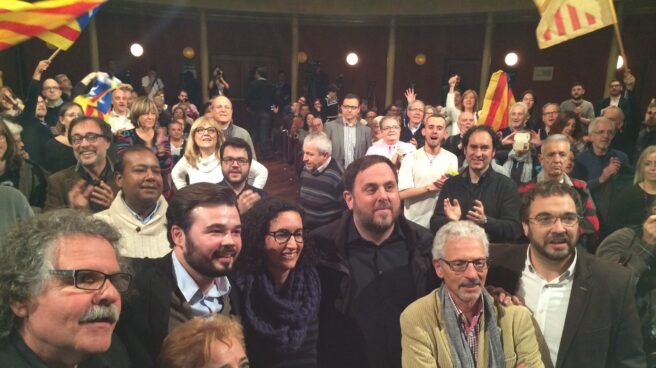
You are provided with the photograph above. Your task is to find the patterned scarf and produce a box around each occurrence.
[235,266,321,355]
[440,286,506,368]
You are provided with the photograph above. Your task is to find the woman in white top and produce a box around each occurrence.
[171,117,268,189]
[445,75,479,136]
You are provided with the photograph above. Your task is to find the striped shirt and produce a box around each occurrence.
[447,291,484,364]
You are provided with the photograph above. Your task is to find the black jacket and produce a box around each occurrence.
[309,211,439,368]
[430,168,522,242]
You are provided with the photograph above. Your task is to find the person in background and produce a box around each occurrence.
[43,102,83,173]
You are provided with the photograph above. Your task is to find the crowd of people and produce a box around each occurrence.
[0,57,656,368]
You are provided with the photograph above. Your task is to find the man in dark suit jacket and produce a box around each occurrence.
[486,181,645,368]
[116,183,242,367]
[323,93,371,168]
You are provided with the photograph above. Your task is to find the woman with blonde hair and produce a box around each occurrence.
[171,117,268,189]
[157,315,248,368]
[609,145,656,231]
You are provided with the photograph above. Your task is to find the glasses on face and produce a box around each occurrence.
[440,258,489,272]
[528,213,580,227]
[43,86,61,91]
[49,269,132,292]
[71,133,105,145]
[342,105,359,111]
[543,111,559,116]
[408,108,423,113]
[221,157,249,165]
[381,125,400,131]
[195,127,218,136]
[266,229,304,245]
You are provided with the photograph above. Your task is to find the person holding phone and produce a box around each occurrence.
[209,66,230,97]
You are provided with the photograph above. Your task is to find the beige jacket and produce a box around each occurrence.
[401,289,546,368]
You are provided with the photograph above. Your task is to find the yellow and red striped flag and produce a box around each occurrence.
[0,0,106,52]
[534,0,616,49]
[478,70,516,132]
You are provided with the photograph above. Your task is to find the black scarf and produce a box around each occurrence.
[235,267,321,356]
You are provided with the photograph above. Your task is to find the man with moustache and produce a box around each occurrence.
[218,137,266,214]
[487,181,645,367]
[45,116,118,213]
[400,221,544,367]
[399,115,458,229]
[430,125,522,243]
[116,183,243,367]
[310,155,438,367]
[95,146,170,258]
[0,209,131,367]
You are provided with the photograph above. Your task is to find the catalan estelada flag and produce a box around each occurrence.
[74,73,121,121]
[478,70,516,132]
[0,0,106,52]
[534,0,616,49]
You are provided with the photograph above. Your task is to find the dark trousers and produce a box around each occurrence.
[251,111,272,159]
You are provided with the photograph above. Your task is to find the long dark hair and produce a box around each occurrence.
[0,119,22,171]
[236,197,317,274]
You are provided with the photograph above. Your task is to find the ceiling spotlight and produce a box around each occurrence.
[130,43,144,57]
[504,52,518,67]
[616,55,624,70]
[346,52,359,66]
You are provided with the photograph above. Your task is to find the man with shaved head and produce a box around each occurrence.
[211,95,257,160]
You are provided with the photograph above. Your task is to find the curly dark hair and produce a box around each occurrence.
[236,197,318,274]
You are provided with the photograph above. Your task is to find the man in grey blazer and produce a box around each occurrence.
[486,181,645,368]
[324,93,372,168]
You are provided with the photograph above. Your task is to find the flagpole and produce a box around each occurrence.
[47,48,62,62]
[608,0,628,70]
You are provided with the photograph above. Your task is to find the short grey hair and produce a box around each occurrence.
[431,220,489,260]
[0,209,123,337]
[380,116,400,129]
[589,116,615,134]
[603,105,625,123]
[510,102,528,117]
[541,134,571,154]
[303,132,332,155]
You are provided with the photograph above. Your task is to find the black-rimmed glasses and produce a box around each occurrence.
[266,229,304,245]
[70,133,105,145]
[49,269,132,292]
[439,258,489,272]
[221,157,249,165]
[195,127,218,136]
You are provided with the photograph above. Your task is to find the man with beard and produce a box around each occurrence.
[399,115,457,229]
[95,146,170,258]
[116,183,242,367]
[218,138,266,214]
[560,82,595,131]
[310,155,438,368]
[45,116,118,213]
[430,125,522,243]
[486,181,645,368]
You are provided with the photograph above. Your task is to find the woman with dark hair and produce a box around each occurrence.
[521,90,540,131]
[209,66,230,97]
[234,197,320,367]
[171,105,194,134]
[549,111,586,153]
[311,98,323,121]
[0,120,47,209]
[42,102,83,173]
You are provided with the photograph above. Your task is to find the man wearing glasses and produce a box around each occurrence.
[487,181,645,367]
[324,93,372,168]
[401,220,545,367]
[45,116,118,213]
[401,99,426,148]
[365,116,416,166]
[218,137,267,214]
[0,209,131,366]
[42,78,64,127]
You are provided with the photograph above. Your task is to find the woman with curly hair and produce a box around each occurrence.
[234,197,320,367]
[549,111,586,153]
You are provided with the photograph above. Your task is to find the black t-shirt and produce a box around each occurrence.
[0,167,20,188]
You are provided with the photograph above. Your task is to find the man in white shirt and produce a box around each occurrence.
[116,183,242,367]
[107,84,134,133]
[399,115,457,228]
[141,65,164,100]
[487,181,645,368]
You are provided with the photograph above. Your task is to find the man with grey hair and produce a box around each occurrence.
[401,99,426,147]
[401,220,545,367]
[518,134,600,250]
[0,209,131,366]
[573,117,631,215]
[300,132,345,230]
